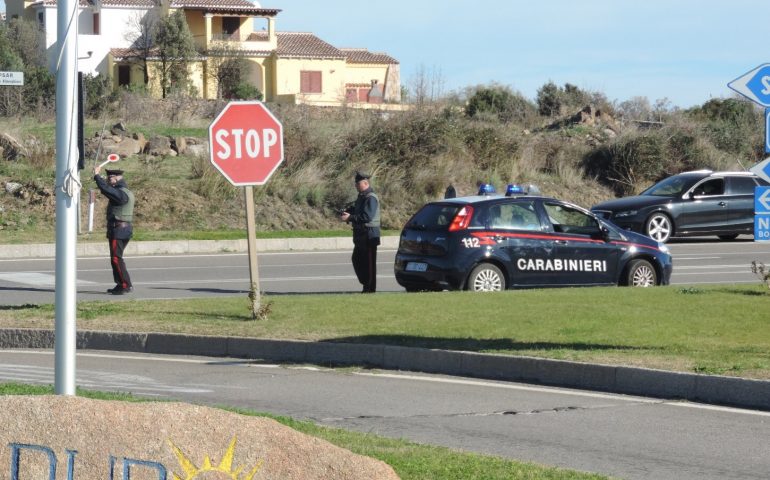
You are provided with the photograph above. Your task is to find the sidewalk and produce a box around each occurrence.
[0,236,402,259]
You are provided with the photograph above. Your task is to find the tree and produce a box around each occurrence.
[153,10,197,98]
[206,41,263,100]
[536,81,562,117]
[465,84,536,123]
[124,11,160,86]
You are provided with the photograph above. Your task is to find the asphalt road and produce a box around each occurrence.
[0,237,767,305]
[0,349,767,480]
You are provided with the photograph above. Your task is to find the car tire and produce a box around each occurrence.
[467,263,506,292]
[623,259,657,287]
[645,213,673,243]
[718,234,739,241]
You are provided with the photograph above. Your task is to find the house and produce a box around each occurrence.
[4,0,401,106]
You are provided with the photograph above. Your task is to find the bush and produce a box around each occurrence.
[465,85,537,124]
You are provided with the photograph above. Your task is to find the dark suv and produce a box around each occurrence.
[591,170,769,243]
[394,193,672,292]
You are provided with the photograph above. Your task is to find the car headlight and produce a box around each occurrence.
[614,210,638,218]
[658,243,670,254]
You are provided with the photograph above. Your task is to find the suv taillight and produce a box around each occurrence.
[448,206,474,232]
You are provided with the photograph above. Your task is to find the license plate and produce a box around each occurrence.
[405,262,428,272]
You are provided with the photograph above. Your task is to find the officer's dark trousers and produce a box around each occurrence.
[109,237,132,289]
[352,238,379,293]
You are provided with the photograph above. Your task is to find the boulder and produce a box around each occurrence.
[0,396,400,480]
[0,132,27,160]
[110,121,128,136]
[146,135,173,156]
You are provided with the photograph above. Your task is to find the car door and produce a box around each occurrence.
[490,199,555,286]
[726,176,762,230]
[678,177,728,233]
[540,201,619,286]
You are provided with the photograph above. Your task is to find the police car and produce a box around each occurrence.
[394,185,673,292]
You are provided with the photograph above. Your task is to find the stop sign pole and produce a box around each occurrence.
[209,101,284,318]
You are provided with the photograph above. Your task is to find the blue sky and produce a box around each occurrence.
[4,0,766,108]
[271,0,768,108]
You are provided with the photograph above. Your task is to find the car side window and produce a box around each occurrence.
[495,201,541,230]
[544,202,600,236]
[728,176,759,195]
[692,178,724,196]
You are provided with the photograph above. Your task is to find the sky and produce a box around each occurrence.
[3,0,767,108]
[269,0,768,108]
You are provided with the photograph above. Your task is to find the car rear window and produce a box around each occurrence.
[405,204,462,231]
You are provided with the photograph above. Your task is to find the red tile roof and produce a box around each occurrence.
[275,32,345,59]
[340,48,398,65]
[171,0,279,15]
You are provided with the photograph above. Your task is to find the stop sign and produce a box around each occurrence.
[208,101,284,186]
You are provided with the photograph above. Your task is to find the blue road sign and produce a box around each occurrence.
[729,64,770,107]
[756,186,770,241]
[766,109,770,154]
[750,157,770,184]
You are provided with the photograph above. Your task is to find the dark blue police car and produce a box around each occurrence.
[394,187,673,292]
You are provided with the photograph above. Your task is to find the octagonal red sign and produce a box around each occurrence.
[208,101,284,186]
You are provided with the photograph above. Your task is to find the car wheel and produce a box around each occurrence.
[624,259,657,287]
[718,234,739,241]
[468,263,506,292]
[645,213,673,243]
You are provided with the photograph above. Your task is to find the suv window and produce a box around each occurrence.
[728,176,760,195]
[544,202,600,236]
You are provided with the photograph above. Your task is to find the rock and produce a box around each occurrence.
[0,396,400,480]
[0,132,28,160]
[110,121,128,136]
[172,136,187,155]
[4,182,23,195]
[102,137,143,157]
[146,135,173,156]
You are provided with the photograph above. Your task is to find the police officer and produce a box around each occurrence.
[94,166,135,295]
[340,171,381,293]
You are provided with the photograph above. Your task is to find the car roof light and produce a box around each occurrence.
[449,205,474,232]
[506,184,525,196]
[477,183,496,195]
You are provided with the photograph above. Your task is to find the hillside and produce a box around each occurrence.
[0,89,764,243]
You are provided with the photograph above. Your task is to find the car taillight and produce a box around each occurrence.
[448,206,474,232]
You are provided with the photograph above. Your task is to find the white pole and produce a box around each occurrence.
[54,0,79,396]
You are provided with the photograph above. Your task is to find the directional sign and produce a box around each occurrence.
[728,63,770,107]
[756,186,770,242]
[750,157,770,184]
[0,71,24,86]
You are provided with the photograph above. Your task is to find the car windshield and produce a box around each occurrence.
[405,204,462,231]
[641,175,699,197]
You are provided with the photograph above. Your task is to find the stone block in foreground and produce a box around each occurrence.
[0,396,399,479]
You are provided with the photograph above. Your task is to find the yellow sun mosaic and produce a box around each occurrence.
[168,437,263,480]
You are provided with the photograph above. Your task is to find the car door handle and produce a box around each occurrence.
[718,201,727,207]
[554,239,568,245]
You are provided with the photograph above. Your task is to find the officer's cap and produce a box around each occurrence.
[106,169,124,177]
[354,171,371,182]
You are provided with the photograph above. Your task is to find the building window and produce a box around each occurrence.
[117,65,131,87]
[38,12,44,28]
[300,71,322,94]
[222,17,240,38]
[93,13,100,35]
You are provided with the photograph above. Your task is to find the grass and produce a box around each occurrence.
[0,383,610,479]
[2,284,769,378]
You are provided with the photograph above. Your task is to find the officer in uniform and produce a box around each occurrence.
[94,166,135,295]
[340,171,381,293]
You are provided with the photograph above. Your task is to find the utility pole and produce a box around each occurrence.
[54,0,80,395]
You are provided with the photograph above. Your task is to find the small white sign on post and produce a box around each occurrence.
[0,71,24,86]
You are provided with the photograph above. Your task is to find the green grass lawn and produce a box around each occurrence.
[0,383,610,480]
[2,284,769,378]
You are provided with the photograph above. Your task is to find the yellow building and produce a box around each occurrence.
[6,0,401,106]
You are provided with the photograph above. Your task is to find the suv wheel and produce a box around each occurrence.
[645,213,673,243]
[624,259,657,287]
[468,264,505,292]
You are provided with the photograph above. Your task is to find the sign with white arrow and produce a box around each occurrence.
[728,64,770,107]
[750,157,770,184]
[766,109,770,154]
[755,186,770,241]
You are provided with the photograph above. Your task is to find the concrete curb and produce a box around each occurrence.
[0,237,401,259]
[1,328,768,411]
